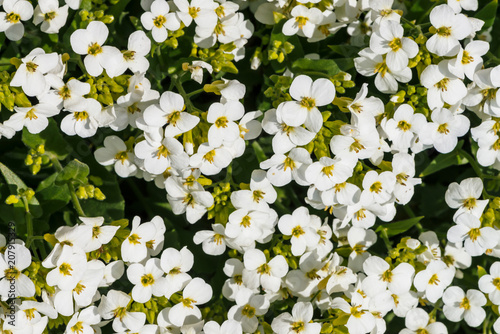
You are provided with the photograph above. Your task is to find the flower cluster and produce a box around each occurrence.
[1,0,500,333]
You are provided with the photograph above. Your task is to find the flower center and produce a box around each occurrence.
[416,329,429,334]
[374,62,389,78]
[241,304,256,318]
[493,277,500,289]
[428,273,440,285]
[389,37,402,52]
[92,225,101,238]
[44,11,57,21]
[397,120,411,131]
[59,262,73,276]
[381,269,393,282]
[6,12,20,23]
[156,145,170,158]
[300,97,316,110]
[437,123,449,134]
[435,78,450,91]
[141,273,155,286]
[215,5,225,17]
[355,208,366,220]
[88,42,103,56]
[370,181,383,194]
[215,116,229,128]
[257,263,271,275]
[153,15,166,28]
[122,50,135,61]
[5,267,20,280]
[295,16,308,29]
[284,156,296,171]
[74,111,89,121]
[240,215,251,228]
[181,297,196,308]
[167,111,182,125]
[115,151,128,163]
[26,61,38,73]
[24,308,36,320]
[291,321,305,333]
[128,104,140,114]
[437,26,452,37]
[322,165,335,177]
[128,233,142,245]
[350,139,365,153]
[306,269,321,280]
[318,24,331,37]
[203,149,216,163]
[350,305,365,318]
[25,108,38,120]
[189,6,201,18]
[396,173,409,185]
[461,50,474,65]
[59,85,71,99]
[114,307,127,319]
[74,282,86,294]
[462,198,476,210]
[493,138,500,151]
[460,297,471,310]
[253,190,265,202]
[291,225,305,237]
[467,228,481,242]
[71,321,84,334]
[213,233,224,245]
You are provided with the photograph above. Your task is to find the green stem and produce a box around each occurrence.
[380,228,393,250]
[173,75,203,114]
[49,155,86,217]
[186,88,205,98]
[22,196,39,260]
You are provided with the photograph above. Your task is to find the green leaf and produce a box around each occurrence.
[252,141,267,163]
[22,119,72,159]
[56,159,90,185]
[0,162,43,218]
[291,58,340,78]
[476,0,498,30]
[419,151,468,177]
[36,173,71,217]
[377,216,424,237]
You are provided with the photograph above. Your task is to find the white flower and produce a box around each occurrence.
[5,103,59,134]
[174,0,218,28]
[362,256,415,297]
[165,176,214,224]
[95,136,137,178]
[277,75,335,133]
[242,249,288,292]
[348,83,384,119]
[65,0,82,10]
[369,20,418,71]
[382,104,427,152]
[203,320,242,334]
[160,246,193,298]
[33,0,69,34]
[46,245,87,290]
[442,287,486,327]
[282,5,323,38]
[262,107,315,154]
[79,216,119,252]
[347,227,377,272]
[168,277,212,327]
[0,0,33,41]
[447,213,497,256]
[189,142,233,175]
[413,260,455,303]
[227,289,270,333]
[478,262,500,305]
[426,4,472,56]
[193,224,228,256]
[0,244,35,300]
[420,61,467,110]
[260,147,312,187]
[98,290,146,332]
[271,302,321,334]
[10,48,59,97]
[305,156,357,191]
[399,308,448,334]
[230,169,277,210]
[141,0,181,43]
[445,177,488,219]
[185,60,213,84]
[278,207,321,256]
[60,98,102,138]
[419,107,470,154]
[40,78,90,110]
[448,41,489,80]
[65,306,101,334]
[121,216,157,263]
[447,0,478,13]
[331,292,375,334]
[103,30,151,78]
[361,170,396,205]
[127,258,166,303]
[355,47,412,94]
[207,101,244,147]
[70,21,117,77]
